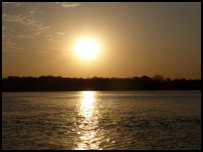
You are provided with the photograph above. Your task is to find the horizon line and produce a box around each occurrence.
[2,75,201,81]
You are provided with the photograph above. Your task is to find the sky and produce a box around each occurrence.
[2,2,201,79]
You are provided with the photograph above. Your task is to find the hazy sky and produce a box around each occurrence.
[2,2,201,79]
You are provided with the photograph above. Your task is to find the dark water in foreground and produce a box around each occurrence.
[2,91,201,150]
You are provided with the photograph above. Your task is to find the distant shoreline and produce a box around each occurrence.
[2,75,201,92]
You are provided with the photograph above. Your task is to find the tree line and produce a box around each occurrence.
[2,75,201,91]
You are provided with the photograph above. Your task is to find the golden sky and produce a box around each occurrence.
[2,2,201,79]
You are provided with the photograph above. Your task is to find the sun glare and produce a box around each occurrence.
[75,39,99,59]
[81,91,95,107]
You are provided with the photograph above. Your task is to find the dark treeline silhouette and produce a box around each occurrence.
[2,75,201,92]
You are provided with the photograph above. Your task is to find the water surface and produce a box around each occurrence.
[2,91,201,150]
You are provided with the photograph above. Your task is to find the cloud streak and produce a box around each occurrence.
[2,13,51,39]
[2,14,50,31]
[56,32,65,35]
[56,2,80,8]
[2,2,22,6]
[2,2,16,4]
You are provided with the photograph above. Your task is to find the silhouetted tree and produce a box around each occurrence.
[152,74,165,82]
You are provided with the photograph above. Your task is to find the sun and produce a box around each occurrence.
[75,39,99,59]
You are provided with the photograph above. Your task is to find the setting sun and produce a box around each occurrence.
[75,39,99,59]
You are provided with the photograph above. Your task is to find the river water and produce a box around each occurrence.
[2,90,201,150]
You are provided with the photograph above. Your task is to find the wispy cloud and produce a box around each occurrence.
[29,9,36,15]
[2,14,50,31]
[2,2,22,6]
[57,2,80,8]
[2,13,51,39]
[2,2,16,4]
[56,32,65,35]
[29,9,43,16]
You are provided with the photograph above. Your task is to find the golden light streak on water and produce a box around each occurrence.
[75,91,101,150]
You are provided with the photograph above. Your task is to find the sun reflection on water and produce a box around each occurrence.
[75,91,101,150]
[81,91,95,108]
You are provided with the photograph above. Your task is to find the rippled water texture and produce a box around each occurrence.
[2,91,201,150]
